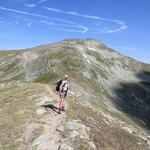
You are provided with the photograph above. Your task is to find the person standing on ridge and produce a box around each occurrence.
[56,74,70,114]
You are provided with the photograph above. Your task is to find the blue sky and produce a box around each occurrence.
[0,0,150,64]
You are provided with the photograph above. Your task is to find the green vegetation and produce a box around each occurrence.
[90,68,97,80]
[108,110,141,129]
[86,50,103,62]
[35,72,59,83]
[0,83,46,149]
[12,73,25,81]
[1,62,18,72]
[68,98,147,150]
[63,38,85,45]
[90,65,108,80]
[61,55,84,71]
[47,46,85,76]
[73,138,94,150]
[0,50,18,57]
[86,50,113,67]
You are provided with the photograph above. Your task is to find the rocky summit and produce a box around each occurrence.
[0,39,150,150]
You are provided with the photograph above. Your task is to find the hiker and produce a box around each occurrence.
[56,74,69,114]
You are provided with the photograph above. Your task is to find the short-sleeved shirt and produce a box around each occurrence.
[61,80,68,92]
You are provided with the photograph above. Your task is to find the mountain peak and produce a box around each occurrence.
[59,38,106,47]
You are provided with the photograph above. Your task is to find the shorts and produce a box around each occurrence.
[60,91,67,99]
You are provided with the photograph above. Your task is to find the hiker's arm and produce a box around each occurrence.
[59,85,62,93]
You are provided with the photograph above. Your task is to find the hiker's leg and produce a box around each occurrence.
[62,99,65,108]
[59,99,62,109]
[59,92,63,105]
[62,92,67,111]
[59,92,67,111]
[58,93,63,113]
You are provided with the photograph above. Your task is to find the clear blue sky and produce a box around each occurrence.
[0,0,150,64]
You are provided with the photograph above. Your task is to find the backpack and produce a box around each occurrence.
[55,79,68,92]
[55,79,62,92]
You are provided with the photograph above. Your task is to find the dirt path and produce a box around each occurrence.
[32,85,67,150]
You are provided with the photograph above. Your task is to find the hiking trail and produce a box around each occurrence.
[32,84,67,150]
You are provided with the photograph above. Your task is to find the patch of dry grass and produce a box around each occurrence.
[0,82,49,149]
[67,98,148,150]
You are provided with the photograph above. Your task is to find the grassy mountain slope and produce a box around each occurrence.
[0,39,150,150]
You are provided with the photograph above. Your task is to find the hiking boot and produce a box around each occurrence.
[62,107,65,111]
